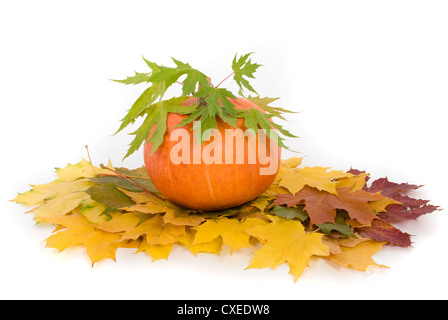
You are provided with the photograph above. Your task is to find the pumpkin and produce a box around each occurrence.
[143,97,281,211]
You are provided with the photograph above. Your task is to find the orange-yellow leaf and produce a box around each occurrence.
[120,214,185,245]
[43,214,122,265]
[137,237,174,261]
[246,216,330,281]
[278,166,353,195]
[193,217,268,253]
[177,229,223,256]
[325,240,388,271]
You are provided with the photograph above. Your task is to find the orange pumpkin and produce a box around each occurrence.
[144,97,281,211]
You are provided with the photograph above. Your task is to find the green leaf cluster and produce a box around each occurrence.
[113,53,297,159]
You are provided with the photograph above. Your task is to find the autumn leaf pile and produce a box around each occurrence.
[12,157,439,282]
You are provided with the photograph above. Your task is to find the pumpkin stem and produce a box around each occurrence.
[197,77,212,108]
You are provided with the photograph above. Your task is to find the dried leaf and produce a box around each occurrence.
[246,216,330,281]
[325,240,388,271]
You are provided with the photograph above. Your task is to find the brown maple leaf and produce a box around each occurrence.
[358,175,439,221]
[364,177,422,195]
[357,216,412,247]
[274,186,385,225]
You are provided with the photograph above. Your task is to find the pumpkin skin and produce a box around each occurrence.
[143,97,281,211]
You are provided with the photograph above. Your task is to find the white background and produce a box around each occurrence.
[1,0,447,300]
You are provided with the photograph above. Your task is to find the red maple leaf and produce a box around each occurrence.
[358,215,412,247]
[274,186,384,225]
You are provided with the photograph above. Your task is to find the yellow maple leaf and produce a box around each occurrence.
[336,173,369,191]
[137,237,174,261]
[261,157,303,199]
[246,216,330,281]
[163,208,205,227]
[118,188,156,205]
[249,196,271,212]
[125,202,166,214]
[325,240,388,271]
[75,198,109,224]
[55,159,114,182]
[177,229,223,256]
[278,166,353,195]
[95,211,143,233]
[32,192,91,220]
[120,214,185,246]
[43,214,123,265]
[13,179,94,206]
[369,197,401,213]
[192,217,268,254]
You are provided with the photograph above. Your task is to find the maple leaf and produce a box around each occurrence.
[270,205,308,221]
[55,159,115,182]
[76,198,109,224]
[32,192,91,221]
[177,229,224,256]
[115,82,166,135]
[193,217,268,253]
[363,176,439,221]
[13,179,94,207]
[162,208,205,228]
[358,216,412,247]
[246,96,297,121]
[12,156,440,281]
[274,186,385,225]
[365,177,422,195]
[112,71,151,85]
[13,159,112,206]
[89,166,158,194]
[232,53,262,94]
[94,211,143,233]
[246,216,330,281]
[136,237,174,261]
[148,57,209,96]
[322,234,371,255]
[336,172,370,191]
[114,53,297,158]
[120,214,185,246]
[238,107,297,149]
[278,166,353,195]
[249,196,271,212]
[124,97,194,159]
[325,240,388,271]
[86,184,135,211]
[43,214,124,265]
[317,212,357,238]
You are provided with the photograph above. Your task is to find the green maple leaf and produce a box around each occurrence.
[177,106,218,143]
[89,166,159,194]
[271,205,308,221]
[148,57,209,96]
[86,184,135,210]
[232,53,262,94]
[317,211,357,238]
[124,97,195,159]
[113,53,297,159]
[178,87,239,143]
[115,82,166,134]
[195,86,238,119]
[247,96,297,121]
[239,108,297,150]
[112,71,151,85]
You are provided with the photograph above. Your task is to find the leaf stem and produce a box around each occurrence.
[99,164,165,201]
[85,145,93,165]
[215,72,235,88]
[97,173,152,180]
